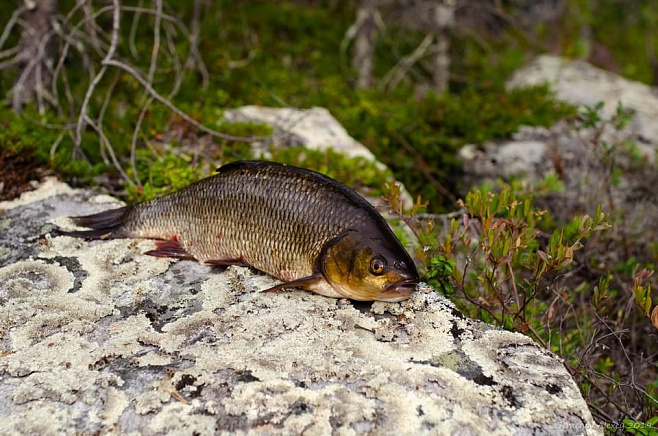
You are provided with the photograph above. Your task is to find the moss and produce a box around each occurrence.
[0,108,105,179]
[124,146,394,203]
[268,147,393,196]
[125,150,203,202]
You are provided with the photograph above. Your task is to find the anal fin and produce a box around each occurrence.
[262,274,323,293]
[144,240,195,260]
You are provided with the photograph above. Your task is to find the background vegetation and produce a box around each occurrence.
[1,0,656,431]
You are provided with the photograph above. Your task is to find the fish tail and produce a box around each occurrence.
[60,206,130,239]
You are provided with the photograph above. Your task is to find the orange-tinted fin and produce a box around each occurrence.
[144,240,195,260]
[262,274,323,293]
[203,259,249,267]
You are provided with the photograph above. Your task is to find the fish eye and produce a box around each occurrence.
[369,257,387,276]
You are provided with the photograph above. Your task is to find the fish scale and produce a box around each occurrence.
[62,160,419,301]
[121,161,367,281]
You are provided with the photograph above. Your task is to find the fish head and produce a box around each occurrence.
[320,230,419,302]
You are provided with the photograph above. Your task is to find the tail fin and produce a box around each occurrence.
[60,206,129,239]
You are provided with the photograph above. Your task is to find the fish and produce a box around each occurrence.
[61,160,419,302]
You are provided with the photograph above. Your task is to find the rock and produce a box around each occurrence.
[508,55,658,147]
[223,106,378,161]
[460,138,547,182]
[0,181,601,435]
[462,56,658,185]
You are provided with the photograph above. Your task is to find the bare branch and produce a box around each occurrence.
[85,115,135,187]
[186,0,209,89]
[163,21,184,98]
[74,0,121,158]
[379,34,434,91]
[97,70,122,166]
[131,98,152,188]
[0,44,20,60]
[103,58,267,143]
[128,0,144,58]
[147,0,163,85]
[0,54,21,70]
[0,5,26,50]
[82,0,102,54]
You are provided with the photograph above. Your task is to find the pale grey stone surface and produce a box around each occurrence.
[508,55,658,147]
[462,56,658,184]
[0,180,601,435]
[459,139,547,180]
[223,106,378,161]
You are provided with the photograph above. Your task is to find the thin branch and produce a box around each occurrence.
[49,131,66,160]
[163,21,184,98]
[0,54,21,70]
[103,58,267,143]
[380,34,434,91]
[186,0,209,89]
[0,5,25,50]
[82,0,102,53]
[131,98,152,188]
[414,210,466,221]
[85,115,134,187]
[96,70,122,166]
[0,44,20,60]
[128,0,144,58]
[147,0,162,85]
[74,0,121,158]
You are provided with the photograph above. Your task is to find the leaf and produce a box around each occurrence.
[547,304,556,323]
[634,284,652,317]
[651,306,658,330]
[537,250,550,265]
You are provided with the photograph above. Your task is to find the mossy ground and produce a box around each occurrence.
[0,1,574,210]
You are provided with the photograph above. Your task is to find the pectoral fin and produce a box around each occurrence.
[262,274,323,293]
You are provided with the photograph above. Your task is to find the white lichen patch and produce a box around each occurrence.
[135,386,172,415]
[148,402,217,434]
[135,351,173,367]
[0,260,75,299]
[0,181,602,435]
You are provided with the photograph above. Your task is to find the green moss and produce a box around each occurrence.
[126,150,203,202]
[0,108,105,179]
[268,147,393,196]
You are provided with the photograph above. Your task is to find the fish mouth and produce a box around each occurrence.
[378,278,419,302]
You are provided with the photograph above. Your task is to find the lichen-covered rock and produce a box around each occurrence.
[0,180,601,435]
[508,55,658,148]
[223,106,378,161]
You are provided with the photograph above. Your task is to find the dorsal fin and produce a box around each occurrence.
[215,160,280,174]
